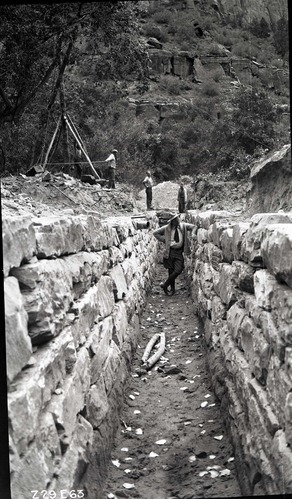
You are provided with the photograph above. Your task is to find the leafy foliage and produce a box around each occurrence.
[0,2,150,172]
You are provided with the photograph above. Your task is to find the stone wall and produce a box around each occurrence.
[185,209,292,495]
[3,211,158,499]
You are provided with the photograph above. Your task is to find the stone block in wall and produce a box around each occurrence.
[109,245,124,266]
[261,223,292,289]
[248,322,270,385]
[50,415,93,492]
[11,259,74,345]
[89,317,113,385]
[37,411,62,476]
[254,269,276,311]
[10,442,50,499]
[232,261,255,294]
[242,213,292,267]
[232,222,250,260]
[214,263,240,307]
[4,276,32,383]
[271,430,292,493]
[270,279,292,346]
[285,348,292,383]
[197,227,209,244]
[210,221,232,248]
[69,277,114,348]
[245,296,285,363]
[106,216,135,242]
[109,263,128,300]
[8,327,75,455]
[32,216,81,258]
[120,237,134,257]
[2,215,36,277]
[112,301,129,348]
[103,340,121,393]
[266,355,291,427]
[199,262,217,299]
[47,346,91,443]
[195,211,233,230]
[9,375,44,456]
[204,242,223,271]
[94,275,115,319]
[100,221,120,248]
[220,227,234,263]
[248,378,280,436]
[285,392,292,447]
[226,302,247,349]
[86,378,109,429]
[124,278,142,320]
[211,295,227,321]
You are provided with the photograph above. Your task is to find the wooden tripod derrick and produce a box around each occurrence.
[41,112,100,179]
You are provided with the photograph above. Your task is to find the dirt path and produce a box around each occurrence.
[103,265,242,499]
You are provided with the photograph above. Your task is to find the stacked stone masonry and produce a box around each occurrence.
[185,209,292,496]
[3,211,158,498]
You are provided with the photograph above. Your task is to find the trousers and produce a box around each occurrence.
[163,247,184,289]
[146,186,152,209]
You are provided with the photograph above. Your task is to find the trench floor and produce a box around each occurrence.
[103,264,242,499]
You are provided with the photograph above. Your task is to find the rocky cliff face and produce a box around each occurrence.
[206,0,287,27]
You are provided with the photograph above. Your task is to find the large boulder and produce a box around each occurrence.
[248,144,292,214]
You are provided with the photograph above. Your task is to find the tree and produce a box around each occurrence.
[0,2,150,172]
[230,87,278,154]
[0,2,149,125]
[250,17,270,38]
[273,16,289,58]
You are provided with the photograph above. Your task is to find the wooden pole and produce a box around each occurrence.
[63,114,100,179]
[42,117,61,170]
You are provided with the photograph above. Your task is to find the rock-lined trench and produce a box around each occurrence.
[102,266,241,499]
[4,203,292,499]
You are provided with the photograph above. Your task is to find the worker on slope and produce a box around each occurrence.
[153,213,195,296]
[177,181,187,213]
[105,148,118,189]
[143,170,154,210]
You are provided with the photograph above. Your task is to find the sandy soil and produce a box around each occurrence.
[103,265,242,499]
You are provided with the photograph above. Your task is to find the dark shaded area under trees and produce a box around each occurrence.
[0,2,149,174]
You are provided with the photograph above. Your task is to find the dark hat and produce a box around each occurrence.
[167,213,180,224]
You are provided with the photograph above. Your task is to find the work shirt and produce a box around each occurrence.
[143,175,153,188]
[170,225,183,249]
[105,153,116,169]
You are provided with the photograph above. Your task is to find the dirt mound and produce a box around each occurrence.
[1,173,140,219]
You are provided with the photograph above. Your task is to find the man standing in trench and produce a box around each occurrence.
[153,214,195,295]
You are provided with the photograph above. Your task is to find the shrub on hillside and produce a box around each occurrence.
[231,87,278,153]
[273,16,289,58]
[202,81,219,97]
[153,10,172,25]
[143,23,162,40]
[158,76,181,96]
[249,17,270,38]
[209,68,224,82]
